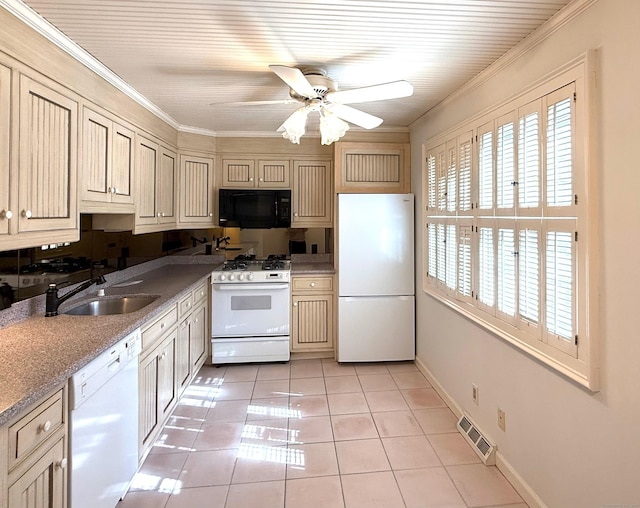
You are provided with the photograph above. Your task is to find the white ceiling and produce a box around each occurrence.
[14,0,572,137]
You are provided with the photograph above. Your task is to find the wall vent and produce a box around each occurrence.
[457,414,496,465]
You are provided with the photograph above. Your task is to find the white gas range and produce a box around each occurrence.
[211,255,291,364]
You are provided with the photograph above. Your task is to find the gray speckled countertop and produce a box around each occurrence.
[290,253,335,275]
[0,261,219,426]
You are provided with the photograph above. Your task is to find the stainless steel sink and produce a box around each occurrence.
[64,295,158,316]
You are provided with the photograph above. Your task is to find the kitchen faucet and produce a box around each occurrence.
[45,275,107,317]
[215,236,231,249]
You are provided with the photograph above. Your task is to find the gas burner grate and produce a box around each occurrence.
[222,261,248,271]
[262,260,286,270]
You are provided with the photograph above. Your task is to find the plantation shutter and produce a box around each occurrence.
[458,134,473,213]
[457,224,473,301]
[546,86,574,209]
[477,122,494,211]
[545,228,577,357]
[446,223,457,290]
[426,153,437,210]
[437,223,446,283]
[437,147,447,213]
[427,223,437,280]
[518,227,540,328]
[447,140,457,213]
[496,115,516,212]
[478,226,495,310]
[518,101,541,212]
[497,227,516,320]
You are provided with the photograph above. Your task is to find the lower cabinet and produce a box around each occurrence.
[291,275,335,353]
[2,387,67,508]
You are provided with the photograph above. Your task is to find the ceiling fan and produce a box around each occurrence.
[218,65,414,145]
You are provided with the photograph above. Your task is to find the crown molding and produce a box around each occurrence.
[0,0,180,129]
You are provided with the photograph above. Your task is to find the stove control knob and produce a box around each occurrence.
[219,274,226,281]
[238,274,245,281]
[229,274,235,281]
[247,273,254,281]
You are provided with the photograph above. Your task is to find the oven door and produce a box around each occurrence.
[212,282,290,338]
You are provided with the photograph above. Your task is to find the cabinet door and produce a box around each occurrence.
[179,154,214,226]
[139,349,159,449]
[176,317,191,394]
[8,436,66,508]
[18,75,77,234]
[81,108,110,203]
[292,293,334,352]
[157,333,177,421]
[136,137,159,225]
[292,160,333,227]
[110,123,135,204]
[258,160,290,188]
[157,147,176,224]
[222,159,255,187]
[189,303,207,373]
[0,63,10,236]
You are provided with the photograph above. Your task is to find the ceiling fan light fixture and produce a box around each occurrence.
[319,108,349,145]
[279,106,309,144]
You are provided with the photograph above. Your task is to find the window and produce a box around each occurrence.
[422,56,597,390]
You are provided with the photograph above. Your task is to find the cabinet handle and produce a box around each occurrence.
[0,209,11,219]
[310,282,316,287]
[56,458,67,470]
[39,420,52,433]
[22,209,32,219]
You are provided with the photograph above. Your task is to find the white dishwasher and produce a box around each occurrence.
[69,329,141,508]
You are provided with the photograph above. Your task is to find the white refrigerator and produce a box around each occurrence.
[337,193,415,362]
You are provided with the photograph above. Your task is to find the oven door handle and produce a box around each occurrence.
[213,283,290,291]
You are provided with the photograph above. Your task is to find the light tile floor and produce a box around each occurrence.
[118,359,527,508]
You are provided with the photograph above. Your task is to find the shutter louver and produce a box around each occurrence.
[497,122,515,210]
[478,131,493,210]
[518,111,540,208]
[427,153,436,210]
[437,150,447,212]
[546,231,574,341]
[437,223,446,283]
[446,224,457,289]
[547,98,573,207]
[479,227,495,307]
[458,225,472,298]
[427,223,437,278]
[447,143,457,213]
[519,228,539,324]
[497,228,516,317]
[458,137,472,212]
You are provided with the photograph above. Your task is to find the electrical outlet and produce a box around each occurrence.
[472,384,479,404]
[497,408,506,431]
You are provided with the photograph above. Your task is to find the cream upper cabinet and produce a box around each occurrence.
[178,153,215,227]
[222,158,290,188]
[135,137,177,231]
[0,63,10,237]
[13,75,78,246]
[80,106,134,212]
[292,160,333,227]
[334,142,410,193]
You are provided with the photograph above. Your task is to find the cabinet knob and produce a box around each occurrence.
[249,177,254,182]
[22,209,32,219]
[0,209,11,219]
[160,322,165,329]
[157,212,161,217]
[293,302,298,307]
[209,213,213,217]
[160,212,165,217]
[259,178,264,182]
[113,187,118,194]
[56,458,68,470]
[39,420,52,433]
[294,212,298,217]
[310,282,316,287]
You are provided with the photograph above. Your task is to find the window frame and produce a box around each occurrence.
[421,53,599,391]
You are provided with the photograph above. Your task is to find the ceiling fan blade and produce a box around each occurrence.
[269,65,317,99]
[210,99,297,107]
[324,103,383,129]
[326,80,413,104]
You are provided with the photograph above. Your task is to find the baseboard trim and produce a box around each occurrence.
[414,356,546,508]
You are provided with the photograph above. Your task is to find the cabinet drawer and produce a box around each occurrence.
[179,293,193,317]
[8,389,64,468]
[193,281,207,305]
[142,304,178,350]
[292,276,333,292]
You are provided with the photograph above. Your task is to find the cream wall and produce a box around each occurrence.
[410,0,639,506]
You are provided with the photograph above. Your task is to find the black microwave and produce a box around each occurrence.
[218,189,291,229]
